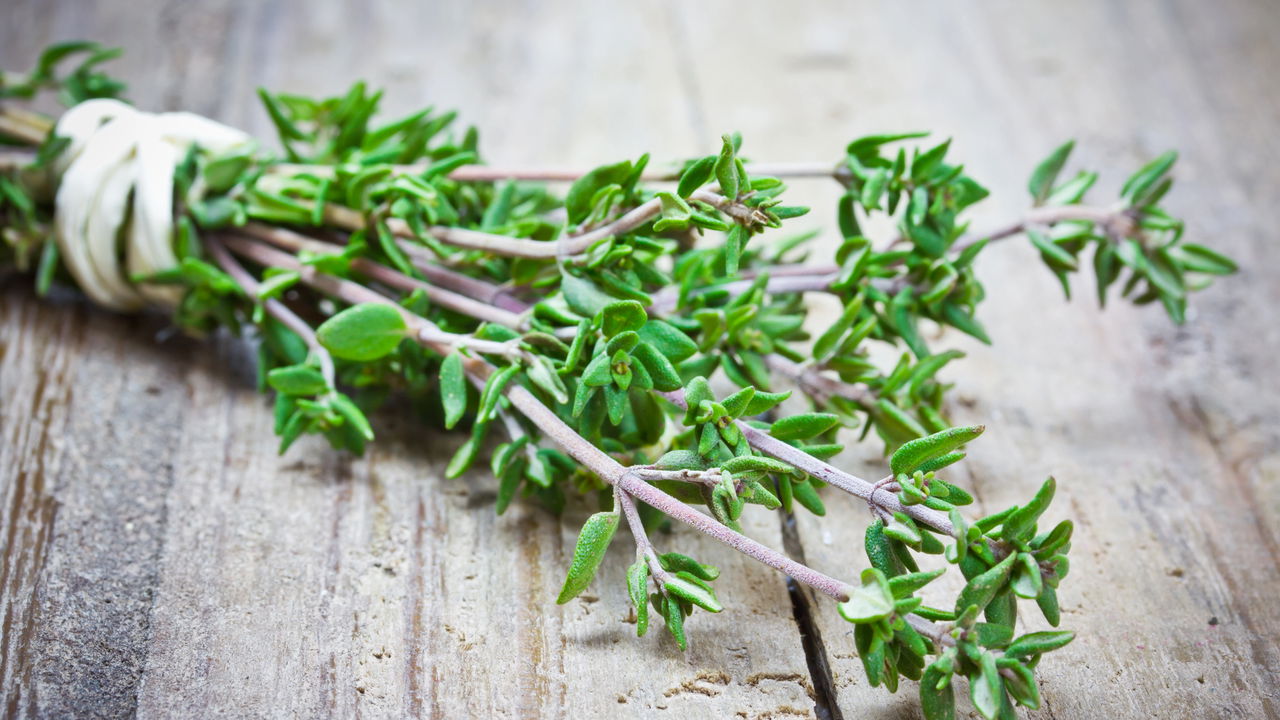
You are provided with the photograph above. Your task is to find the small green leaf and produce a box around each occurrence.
[1028,140,1074,206]
[920,663,956,720]
[1121,151,1177,207]
[1036,586,1062,627]
[561,273,615,317]
[638,320,698,362]
[838,568,894,623]
[888,568,945,599]
[721,455,793,475]
[665,572,722,613]
[441,352,468,429]
[661,595,687,650]
[715,134,739,199]
[971,653,1003,720]
[1000,477,1056,544]
[556,510,621,603]
[658,553,720,581]
[769,413,841,441]
[445,435,481,479]
[627,560,650,637]
[655,449,705,471]
[601,300,647,337]
[267,365,327,396]
[477,364,519,423]
[744,389,791,416]
[939,302,991,344]
[677,155,716,198]
[955,553,1016,615]
[316,303,408,361]
[330,393,374,442]
[1028,229,1079,272]
[1169,243,1237,276]
[1005,631,1075,658]
[1011,552,1044,599]
[890,426,984,476]
[813,296,864,361]
[566,160,631,224]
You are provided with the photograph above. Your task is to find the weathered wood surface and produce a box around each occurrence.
[2,1,1278,718]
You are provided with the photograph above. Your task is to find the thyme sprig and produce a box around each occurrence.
[0,44,1238,720]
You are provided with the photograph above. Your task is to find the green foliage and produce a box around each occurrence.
[556,509,621,603]
[0,41,126,105]
[316,303,409,361]
[0,43,1242,720]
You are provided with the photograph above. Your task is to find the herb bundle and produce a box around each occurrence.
[0,43,1238,720]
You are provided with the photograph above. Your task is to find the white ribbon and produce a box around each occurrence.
[53,99,253,310]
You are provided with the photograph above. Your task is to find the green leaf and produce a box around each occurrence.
[477,364,519,423]
[999,658,1041,709]
[865,519,901,577]
[665,573,722,613]
[1028,229,1078,272]
[715,134,739,199]
[627,560,650,637]
[971,653,1003,720]
[331,393,374,442]
[1121,151,1177,207]
[791,478,826,516]
[721,455,793,475]
[1169,243,1237,276]
[1005,631,1075,658]
[678,156,716,198]
[445,435,481,479]
[891,426,984,476]
[744,390,791,416]
[1028,140,1074,206]
[940,302,991,344]
[316,303,408,361]
[638,320,698,362]
[769,413,841,441]
[653,191,692,232]
[658,553,720,581]
[440,352,468,429]
[720,387,755,418]
[975,622,1014,649]
[556,510,621,603]
[888,568,945,599]
[566,160,631,224]
[656,449,705,471]
[660,595,687,650]
[601,300,647,337]
[267,365,327,396]
[838,568,895,623]
[1011,552,1044,599]
[955,553,1016,615]
[920,663,956,720]
[561,273,615,317]
[813,296,864,361]
[1000,476,1056,544]
[682,376,714,425]
[1036,586,1062,627]
[35,238,59,297]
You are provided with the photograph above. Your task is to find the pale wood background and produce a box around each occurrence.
[2,1,1278,718]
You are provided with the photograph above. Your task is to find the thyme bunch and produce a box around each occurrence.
[0,43,1238,720]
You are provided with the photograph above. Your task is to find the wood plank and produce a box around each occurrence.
[4,0,1279,717]
[759,1,1280,717]
[0,1,824,717]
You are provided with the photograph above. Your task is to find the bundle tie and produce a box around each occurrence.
[52,99,252,310]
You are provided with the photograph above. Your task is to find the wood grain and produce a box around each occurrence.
[2,1,1278,718]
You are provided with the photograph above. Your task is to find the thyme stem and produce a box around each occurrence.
[205,235,337,388]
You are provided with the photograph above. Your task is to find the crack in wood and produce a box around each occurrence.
[778,510,843,720]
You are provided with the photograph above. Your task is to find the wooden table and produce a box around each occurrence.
[2,1,1278,717]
